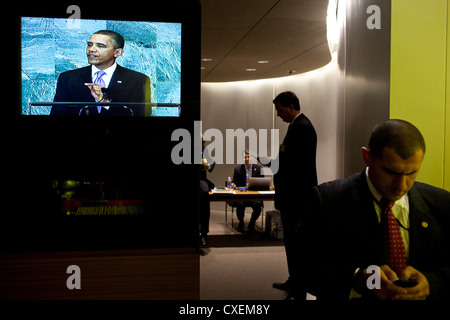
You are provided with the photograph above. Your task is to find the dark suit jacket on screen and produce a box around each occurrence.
[299,171,450,300]
[51,65,151,116]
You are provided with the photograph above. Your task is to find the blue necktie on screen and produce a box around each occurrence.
[94,70,106,114]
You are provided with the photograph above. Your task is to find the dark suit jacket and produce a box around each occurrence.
[299,171,450,300]
[232,164,264,187]
[51,65,151,116]
[273,113,318,213]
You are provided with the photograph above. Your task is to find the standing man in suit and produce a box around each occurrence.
[300,119,450,300]
[270,91,318,298]
[230,151,264,233]
[51,30,151,116]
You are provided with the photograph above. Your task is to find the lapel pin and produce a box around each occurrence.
[117,80,122,84]
[421,221,429,228]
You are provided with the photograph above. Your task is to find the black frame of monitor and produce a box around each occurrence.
[5,1,201,252]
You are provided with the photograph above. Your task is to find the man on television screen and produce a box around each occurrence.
[51,30,151,116]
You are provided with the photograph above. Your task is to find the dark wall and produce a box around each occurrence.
[4,1,201,252]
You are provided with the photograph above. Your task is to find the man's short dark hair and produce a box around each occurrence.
[93,30,125,49]
[368,119,426,160]
[273,91,301,111]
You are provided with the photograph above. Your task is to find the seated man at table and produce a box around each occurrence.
[230,152,264,232]
[51,30,151,116]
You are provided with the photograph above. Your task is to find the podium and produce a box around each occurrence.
[27,102,181,117]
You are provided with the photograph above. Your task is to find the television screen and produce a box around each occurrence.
[21,16,182,117]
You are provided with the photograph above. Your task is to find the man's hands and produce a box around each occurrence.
[84,83,109,102]
[369,265,429,300]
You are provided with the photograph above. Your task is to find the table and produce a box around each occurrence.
[209,190,275,230]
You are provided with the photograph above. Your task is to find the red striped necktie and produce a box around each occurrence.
[380,198,407,276]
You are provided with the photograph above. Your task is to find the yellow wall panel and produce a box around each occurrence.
[390,0,448,189]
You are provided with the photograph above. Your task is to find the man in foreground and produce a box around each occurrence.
[299,119,450,300]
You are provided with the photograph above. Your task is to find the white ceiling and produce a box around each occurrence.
[200,0,331,82]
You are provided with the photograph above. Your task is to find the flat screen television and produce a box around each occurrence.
[17,1,200,120]
[21,16,181,117]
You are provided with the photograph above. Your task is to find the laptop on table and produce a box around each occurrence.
[247,177,272,191]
